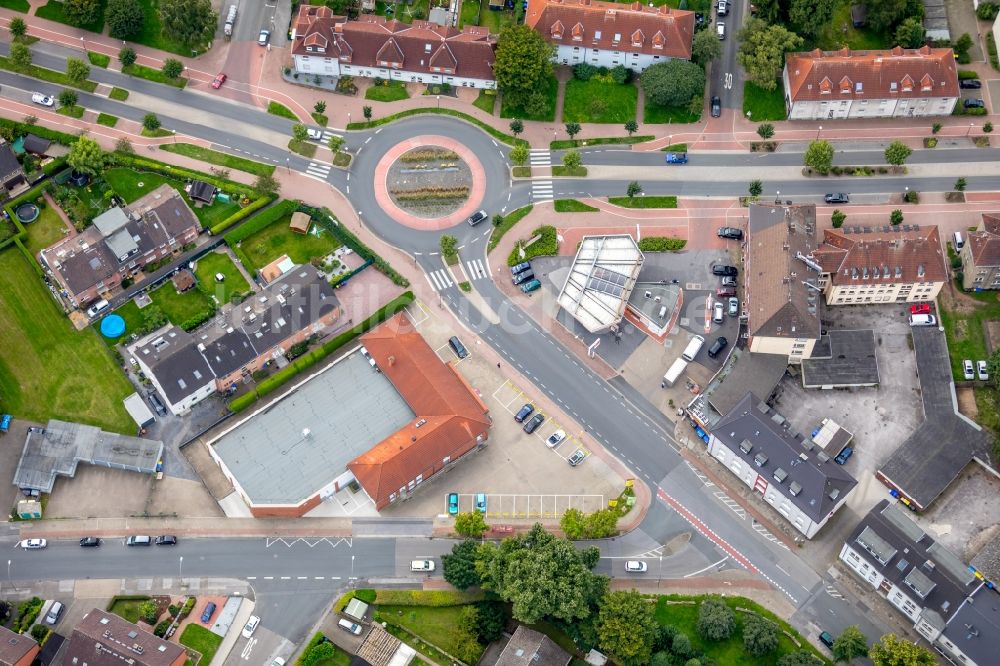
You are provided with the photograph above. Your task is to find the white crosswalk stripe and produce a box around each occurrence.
[529,149,551,166]
[425,268,454,291]
[465,259,488,280]
[320,131,341,142]
[532,180,553,200]
[306,162,331,179]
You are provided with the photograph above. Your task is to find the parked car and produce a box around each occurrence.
[148,392,167,416]
[695,12,705,24]
[514,403,534,423]
[711,264,737,276]
[713,302,724,323]
[568,449,586,466]
[964,98,985,109]
[155,535,177,545]
[448,336,469,359]
[720,276,737,287]
[716,286,736,298]
[978,360,989,380]
[520,279,541,293]
[960,79,983,89]
[410,559,435,572]
[79,537,101,547]
[510,261,532,276]
[211,73,227,89]
[835,447,854,465]
[257,30,270,46]
[964,359,975,380]
[546,429,566,448]
[126,535,151,546]
[513,270,535,286]
[625,561,648,572]
[447,492,459,515]
[467,210,488,226]
[909,303,931,315]
[717,226,742,240]
[523,413,545,434]
[45,601,63,625]
[475,493,487,513]
[819,631,835,648]
[242,616,260,638]
[707,336,728,358]
[31,93,54,107]
[715,21,725,40]
[824,193,849,204]
[271,659,286,666]
[909,314,937,326]
[728,296,739,316]
[86,299,110,317]
[711,95,722,116]
[665,152,688,164]
[20,538,46,550]
[337,619,362,635]
[201,602,217,623]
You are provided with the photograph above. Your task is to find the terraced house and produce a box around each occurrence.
[291,5,497,89]
[961,214,1000,290]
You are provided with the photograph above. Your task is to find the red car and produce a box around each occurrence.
[909,303,931,315]
[211,73,227,89]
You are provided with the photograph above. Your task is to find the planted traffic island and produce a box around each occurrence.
[388,146,471,218]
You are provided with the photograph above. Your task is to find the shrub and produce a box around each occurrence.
[179,597,196,619]
[138,600,158,624]
[30,624,48,641]
[162,59,184,79]
[507,225,558,266]
[573,62,596,81]
[223,199,299,242]
[610,65,630,84]
[153,619,171,637]
[696,598,735,641]
[638,236,686,252]
[977,2,999,20]
[831,209,846,228]
[742,614,779,656]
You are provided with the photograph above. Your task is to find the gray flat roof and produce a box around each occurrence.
[13,420,163,493]
[211,349,415,505]
[801,329,880,387]
[707,350,788,417]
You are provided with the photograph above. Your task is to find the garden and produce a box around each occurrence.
[103,167,242,229]
[500,75,558,121]
[193,251,251,305]
[22,197,67,255]
[179,624,223,666]
[107,276,218,341]
[236,212,343,272]
[562,73,638,124]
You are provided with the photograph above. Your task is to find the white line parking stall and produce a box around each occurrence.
[458,493,605,519]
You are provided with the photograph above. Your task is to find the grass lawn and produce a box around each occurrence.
[500,75,558,121]
[608,195,678,208]
[0,248,133,432]
[122,63,187,88]
[0,0,30,10]
[644,99,700,124]
[743,81,786,121]
[288,139,317,158]
[238,215,341,270]
[378,606,484,664]
[552,165,587,177]
[477,3,517,33]
[267,100,298,120]
[0,56,97,92]
[87,51,110,68]
[179,624,223,666]
[314,646,352,666]
[129,0,201,56]
[488,204,532,251]
[458,0,479,26]
[938,283,1000,379]
[35,0,107,33]
[974,385,1000,457]
[194,252,250,304]
[554,199,598,212]
[365,80,410,102]
[23,203,68,255]
[109,86,129,101]
[57,105,84,119]
[160,144,275,177]
[473,90,496,114]
[107,597,148,623]
[104,168,242,229]
[151,283,215,325]
[562,79,637,123]
[551,135,653,149]
[96,112,118,127]
[815,0,891,51]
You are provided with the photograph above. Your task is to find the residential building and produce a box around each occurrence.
[961,213,1000,290]
[526,0,694,71]
[39,184,200,307]
[63,609,187,666]
[783,46,959,120]
[556,234,644,334]
[744,204,822,362]
[812,225,947,305]
[0,625,38,666]
[0,141,27,198]
[131,265,341,415]
[492,626,572,666]
[291,5,497,89]
[707,392,857,539]
[840,500,1000,664]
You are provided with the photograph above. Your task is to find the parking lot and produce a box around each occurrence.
[451,492,605,518]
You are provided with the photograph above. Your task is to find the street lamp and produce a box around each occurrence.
[816,125,823,139]
[775,190,780,204]
[179,556,183,579]
[7,559,15,592]
[285,157,290,174]
[347,111,351,128]
[658,555,663,588]
[436,95,440,109]
[80,36,86,53]
[350,554,355,587]
[968,122,975,137]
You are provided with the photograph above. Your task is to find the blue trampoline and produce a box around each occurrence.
[100,314,125,338]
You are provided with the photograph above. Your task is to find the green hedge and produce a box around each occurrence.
[223,199,299,243]
[110,153,257,198]
[301,204,410,287]
[42,156,68,176]
[0,118,78,145]
[294,633,327,666]
[208,196,275,235]
[229,291,415,412]
[373,589,485,606]
[638,237,686,252]
[507,225,558,266]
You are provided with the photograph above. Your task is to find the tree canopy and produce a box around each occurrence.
[595,590,659,666]
[107,0,145,39]
[67,136,104,176]
[159,0,217,48]
[867,0,908,32]
[641,60,706,108]
[742,615,779,656]
[869,634,936,666]
[454,510,488,537]
[696,597,735,641]
[884,140,913,166]
[65,0,101,25]
[777,650,824,666]
[737,18,803,90]
[494,25,554,109]
[833,625,869,662]
[804,139,834,173]
[691,28,722,66]
[789,0,835,38]
[894,17,926,49]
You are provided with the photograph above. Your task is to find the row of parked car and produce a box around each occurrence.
[511,261,541,293]
[514,402,586,465]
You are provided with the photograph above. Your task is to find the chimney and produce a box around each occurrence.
[388,355,396,366]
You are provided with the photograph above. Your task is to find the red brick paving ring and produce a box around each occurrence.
[373,135,486,231]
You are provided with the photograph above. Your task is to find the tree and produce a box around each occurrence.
[68,136,104,176]
[314,100,326,113]
[107,0,145,39]
[894,17,926,49]
[162,58,184,79]
[671,633,692,659]
[626,181,642,198]
[65,0,100,26]
[474,601,506,642]
[115,137,134,154]
[159,0,217,47]
[742,615,779,656]
[439,234,459,260]
[58,89,78,108]
[560,508,587,539]
[493,25,554,109]
[142,305,166,331]
[955,177,968,191]
[833,625,869,662]
[476,523,607,625]
[509,144,528,166]
[137,600,158,624]
[831,209,846,228]
[778,650,824,666]
[142,113,161,131]
[624,120,638,136]
[9,42,31,69]
[692,28,723,66]
[757,122,775,140]
[696,597,735,642]
[454,510,488,537]
[867,0,908,32]
[363,105,372,121]
[119,46,137,67]
[9,17,26,41]
[890,209,904,225]
[292,123,309,142]
[789,0,835,37]
[804,139,834,173]
[584,508,618,537]
[986,348,1000,387]
[869,634,936,666]
[748,179,763,197]
[884,140,912,166]
[737,18,803,90]
[442,539,481,590]
[650,653,672,666]
[509,119,524,137]
[653,624,678,652]
[641,60,705,108]
[932,122,942,134]
[66,57,90,84]
[562,149,582,170]
[595,590,659,666]
[565,122,581,140]
[252,173,280,197]
[328,135,344,154]
[955,32,974,60]
[986,121,994,133]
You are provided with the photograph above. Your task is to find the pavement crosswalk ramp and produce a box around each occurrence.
[529,149,551,166]
[306,162,331,179]
[532,180,553,201]
[426,268,454,291]
[465,259,488,280]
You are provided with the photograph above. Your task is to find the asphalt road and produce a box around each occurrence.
[713,0,746,112]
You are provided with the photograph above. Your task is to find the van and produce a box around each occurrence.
[45,601,63,625]
[86,299,110,317]
[126,535,151,546]
[410,559,435,572]
[681,335,705,362]
[909,314,937,327]
[954,231,964,249]
[663,358,688,387]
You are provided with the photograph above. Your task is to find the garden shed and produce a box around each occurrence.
[172,269,196,292]
[289,211,311,234]
[344,597,369,621]
[22,133,52,156]
[188,179,218,204]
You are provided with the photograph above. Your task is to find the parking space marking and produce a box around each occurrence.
[490,380,587,461]
[435,341,469,365]
[713,490,746,520]
[456,493,605,518]
[404,301,430,327]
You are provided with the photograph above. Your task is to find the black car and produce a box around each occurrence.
[148,392,167,416]
[467,210,488,226]
[514,403,534,423]
[512,270,535,286]
[824,193,849,204]
[448,336,469,359]
[155,535,177,545]
[79,537,101,547]
[960,79,982,89]
[717,226,743,240]
[510,261,531,276]
[710,96,721,118]
[707,336,728,358]
[964,98,985,109]
[523,413,545,434]
[711,264,737,277]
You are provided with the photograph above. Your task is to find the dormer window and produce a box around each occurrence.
[920,74,933,91]
[901,75,913,92]
[890,81,898,92]
[571,22,584,41]
[819,77,832,95]
[424,43,432,53]
[551,20,564,39]
[652,30,665,49]
[631,29,643,47]
[839,76,851,93]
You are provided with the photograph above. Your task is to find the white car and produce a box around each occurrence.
[307,128,323,141]
[978,360,989,380]
[257,30,270,46]
[625,560,647,573]
[546,430,566,448]
[713,301,724,323]
[31,93,54,107]
[242,615,260,638]
[716,21,725,40]
[270,659,286,666]
[20,538,47,550]
[964,359,975,380]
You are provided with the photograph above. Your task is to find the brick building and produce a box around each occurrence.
[63,609,187,666]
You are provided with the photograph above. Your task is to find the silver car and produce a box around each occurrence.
[568,449,586,466]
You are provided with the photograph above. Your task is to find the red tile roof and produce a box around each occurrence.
[350,314,491,508]
[968,214,1000,268]
[813,225,947,286]
[785,46,958,103]
[525,0,694,60]
[291,5,496,82]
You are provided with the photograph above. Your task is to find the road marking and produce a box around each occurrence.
[426,268,453,291]
[532,180,554,201]
[306,162,331,179]
[684,556,730,578]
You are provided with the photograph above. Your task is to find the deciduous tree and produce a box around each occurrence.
[454,510,487,537]
[565,122,581,140]
[58,89,78,108]
[562,149,582,169]
[748,179,763,197]
[65,0,100,26]
[509,144,528,166]
[831,209,846,228]
[162,59,184,79]
[474,601,506,642]
[560,507,586,539]
[890,209,904,225]
[804,139,834,173]
[9,18,26,41]
[67,136,103,176]
[442,539,481,590]
[626,181,642,198]
[867,0,908,32]
[696,597,735,642]
[9,42,31,69]
[363,105,372,120]
[894,17,926,49]
[869,634,936,666]
[737,18,803,90]
[742,615,779,656]
[107,0,145,39]
[757,122,775,139]
[777,650,823,666]
[691,28,722,66]
[641,60,705,108]
[327,135,344,154]
[789,0,834,37]
[292,123,309,142]
[833,625,869,662]
[252,173,280,197]
[159,0,217,48]
[314,100,326,113]
[596,590,659,666]
[494,25,554,109]
[142,113,161,131]
[509,119,524,136]
[884,140,912,166]
[66,57,90,84]
[119,46,137,67]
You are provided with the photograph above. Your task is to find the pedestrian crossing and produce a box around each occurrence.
[306,161,332,179]
[464,259,488,281]
[532,180,553,201]
[426,268,454,291]
[318,130,340,143]
[529,149,551,167]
